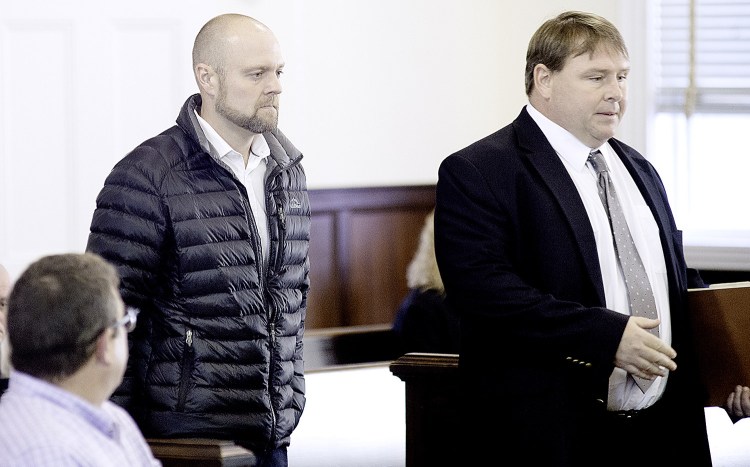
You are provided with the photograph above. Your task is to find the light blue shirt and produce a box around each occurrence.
[0,371,160,466]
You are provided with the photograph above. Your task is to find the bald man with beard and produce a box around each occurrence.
[87,14,310,466]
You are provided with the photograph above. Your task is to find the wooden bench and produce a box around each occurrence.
[147,438,256,467]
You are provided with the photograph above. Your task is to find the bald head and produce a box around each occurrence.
[193,14,274,73]
[191,13,285,147]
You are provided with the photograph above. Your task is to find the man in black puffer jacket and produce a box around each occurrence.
[87,14,309,466]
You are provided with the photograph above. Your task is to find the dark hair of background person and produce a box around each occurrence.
[8,253,120,381]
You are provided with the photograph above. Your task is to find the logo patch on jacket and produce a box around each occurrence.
[289,197,302,209]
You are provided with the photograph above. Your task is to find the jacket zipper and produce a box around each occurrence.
[237,190,279,448]
[246,202,278,450]
[213,143,303,449]
[255,155,303,450]
[262,172,280,450]
[229,170,277,448]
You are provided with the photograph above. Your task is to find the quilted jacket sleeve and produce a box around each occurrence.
[86,142,170,415]
[87,144,169,307]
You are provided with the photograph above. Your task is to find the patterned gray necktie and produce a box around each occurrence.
[588,150,658,393]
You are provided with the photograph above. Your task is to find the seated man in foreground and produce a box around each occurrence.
[0,253,160,466]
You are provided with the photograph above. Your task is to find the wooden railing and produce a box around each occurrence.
[303,323,401,371]
[390,353,461,467]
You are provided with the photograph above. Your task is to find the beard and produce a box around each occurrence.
[215,87,278,134]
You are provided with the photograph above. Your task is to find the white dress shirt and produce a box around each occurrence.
[194,111,270,266]
[526,104,671,411]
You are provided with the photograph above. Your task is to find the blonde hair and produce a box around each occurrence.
[406,210,444,294]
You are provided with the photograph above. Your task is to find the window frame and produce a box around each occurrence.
[619,0,750,271]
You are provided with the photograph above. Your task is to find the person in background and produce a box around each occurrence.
[727,385,750,420]
[434,11,712,466]
[392,210,459,354]
[0,253,160,466]
[0,263,10,394]
[87,13,309,467]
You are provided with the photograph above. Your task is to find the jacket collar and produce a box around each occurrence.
[176,94,303,172]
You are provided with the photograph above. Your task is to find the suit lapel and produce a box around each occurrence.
[610,140,671,240]
[610,139,680,290]
[512,109,606,304]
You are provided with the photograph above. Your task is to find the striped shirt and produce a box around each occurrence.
[0,371,160,466]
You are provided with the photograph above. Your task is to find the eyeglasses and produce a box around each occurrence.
[110,307,139,334]
[38,307,140,354]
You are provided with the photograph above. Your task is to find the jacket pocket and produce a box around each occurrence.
[176,329,195,412]
[273,204,287,273]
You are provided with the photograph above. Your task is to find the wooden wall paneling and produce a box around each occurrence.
[347,210,428,326]
[307,212,342,329]
[306,186,435,330]
[335,209,354,325]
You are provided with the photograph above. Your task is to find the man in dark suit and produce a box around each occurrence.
[434,11,712,466]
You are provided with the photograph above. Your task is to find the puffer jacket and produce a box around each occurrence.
[87,94,310,453]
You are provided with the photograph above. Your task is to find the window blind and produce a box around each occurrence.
[658,0,750,114]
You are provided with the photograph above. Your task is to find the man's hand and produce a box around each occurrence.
[614,317,676,380]
[727,385,750,419]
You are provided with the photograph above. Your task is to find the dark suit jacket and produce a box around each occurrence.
[434,108,711,466]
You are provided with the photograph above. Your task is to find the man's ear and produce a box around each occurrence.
[534,64,553,100]
[195,63,219,97]
[93,330,111,365]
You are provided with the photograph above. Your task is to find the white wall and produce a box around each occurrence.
[285,0,623,190]
[0,0,630,278]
